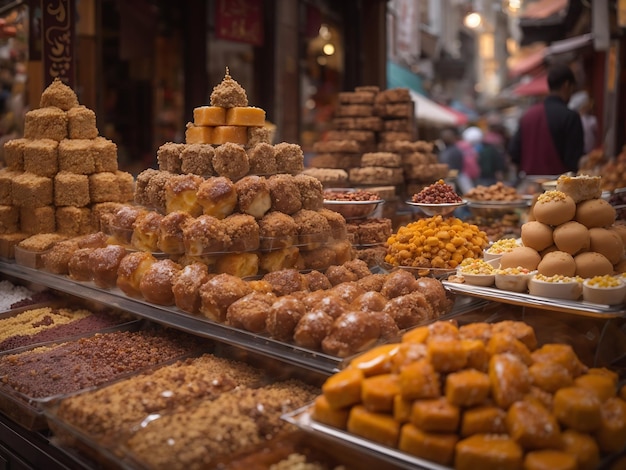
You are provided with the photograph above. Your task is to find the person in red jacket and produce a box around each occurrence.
[508,64,584,176]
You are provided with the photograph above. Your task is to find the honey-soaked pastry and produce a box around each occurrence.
[529,361,573,393]
[196,176,237,219]
[302,269,331,291]
[210,68,248,108]
[212,142,250,180]
[131,211,163,252]
[322,310,381,358]
[293,174,324,210]
[172,262,210,314]
[88,244,127,288]
[67,247,95,282]
[573,373,616,402]
[304,293,349,319]
[312,395,350,429]
[223,213,259,252]
[356,273,387,292]
[461,338,490,372]
[560,429,600,470]
[109,205,147,245]
[489,353,531,409]
[266,295,306,341]
[399,358,441,400]
[455,434,523,470]
[300,245,337,271]
[139,258,182,306]
[506,400,561,450]
[293,310,333,350]
[329,281,365,304]
[486,332,532,366]
[428,336,468,373]
[246,142,277,175]
[77,231,109,249]
[411,397,460,433]
[267,174,302,215]
[380,269,419,299]
[259,245,303,273]
[351,291,387,312]
[262,268,308,296]
[234,175,271,219]
[258,211,297,251]
[382,291,433,330]
[596,397,626,453]
[182,214,230,255]
[157,210,192,254]
[319,208,348,241]
[143,170,173,213]
[531,343,587,378]
[415,276,452,313]
[325,265,358,286]
[116,251,157,297]
[360,373,401,413]
[347,405,400,448]
[198,273,251,323]
[446,369,490,407]
[399,424,458,466]
[523,450,577,470]
[374,312,399,341]
[292,209,332,249]
[553,386,602,432]
[322,366,364,409]
[214,252,259,277]
[226,291,276,333]
[460,406,507,437]
[164,173,203,216]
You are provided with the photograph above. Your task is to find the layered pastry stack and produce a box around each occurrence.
[96,71,353,279]
[0,79,134,258]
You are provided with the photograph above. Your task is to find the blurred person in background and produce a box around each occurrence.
[509,63,584,176]
[438,126,474,194]
[568,90,598,155]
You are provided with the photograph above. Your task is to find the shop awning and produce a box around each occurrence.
[520,0,568,20]
[547,33,594,55]
[408,90,460,127]
[387,61,425,95]
[507,43,547,77]
[512,73,549,97]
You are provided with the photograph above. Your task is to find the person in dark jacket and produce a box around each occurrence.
[508,64,584,176]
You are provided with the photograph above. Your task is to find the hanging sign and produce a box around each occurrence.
[215,0,264,47]
[42,0,75,87]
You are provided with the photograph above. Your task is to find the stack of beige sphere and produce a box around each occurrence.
[501,175,626,278]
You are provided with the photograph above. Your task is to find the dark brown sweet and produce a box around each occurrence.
[89,245,127,288]
[172,263,211,314]
[139,259,182,306]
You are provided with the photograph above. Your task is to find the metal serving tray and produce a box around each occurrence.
[443,281,626,318]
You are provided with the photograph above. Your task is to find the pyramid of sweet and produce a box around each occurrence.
[304,87,448,198]
[103,70,353,278]
[0,79,134,257]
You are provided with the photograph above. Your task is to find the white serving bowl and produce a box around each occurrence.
[457,258,498,287]
[494,268,536,293]
[582,277,626,305]
[528,276,583,300]
[460,272,496,287]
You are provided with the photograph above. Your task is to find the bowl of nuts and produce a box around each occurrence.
[406,179,466,217]
[323,188,383,220]
[465,182,529,218]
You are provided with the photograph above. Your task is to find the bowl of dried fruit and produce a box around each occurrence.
[323,188,384,220]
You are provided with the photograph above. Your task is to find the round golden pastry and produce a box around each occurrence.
[293,310,334,349]
[308,294,350,319]
[196,176,238,219]
[343,259,371,279]
[610,224,626,248]
[198,273,252,322]
[110,205,147,244]
[214,252,259,278]
[222,213,260,252]
[588,227,624,265]
[299,245,336,271]
[329,281,366,304]
[325,265,358,286]
[182,214,230,255]
[262,268,308,296]
[380,269,419,299]
[139,258,182,306]
[226,291,276,333]
[116,251,157,297]
[521,221,554,252]
[537,250,576,277]
[382,291,433,329]
[500,246,541,270]
[318,208,348,240]
[292,209,332,249]
[77,231,109,249]
[266,295,306,341]
[164,173,203,216]
[322,310,381,357]
[259,245,304,273]
[574,252,614,278]
[294,173,324,210]
[552,221,590,255]
[234,175,271,219]
[88,244,127,289]
[212,142,250,181]
[172,262,211,314]
[131,211,163,252]
[575,198,617,228]
[67,247,95,282]
[267,174,302,215]
[158,210,192,254]
[258,211,297,251]
[356,273,387,293]
[533,190,576,226]
[302,270,332,291]
[351,291,387,312]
